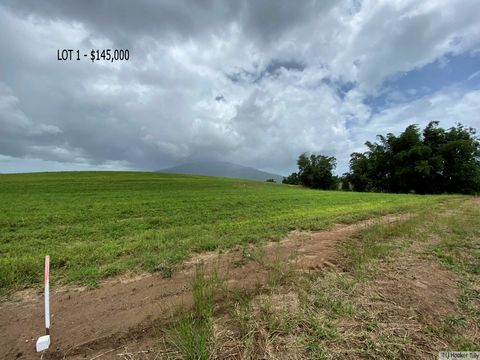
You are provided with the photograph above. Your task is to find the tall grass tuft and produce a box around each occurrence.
[168,266,215,359]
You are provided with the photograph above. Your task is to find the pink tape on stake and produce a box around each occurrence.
[44,255,49,284]
[44,255,50,333]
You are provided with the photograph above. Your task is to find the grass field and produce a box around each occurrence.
[0,171,457,296]
[166,198,479,359]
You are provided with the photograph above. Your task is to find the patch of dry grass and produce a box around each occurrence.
[157,198,479,359]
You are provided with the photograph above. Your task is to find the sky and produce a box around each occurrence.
[0,0,479,176]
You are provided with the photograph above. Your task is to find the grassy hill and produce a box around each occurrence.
[0,171,455,295]
[158,161,284,182]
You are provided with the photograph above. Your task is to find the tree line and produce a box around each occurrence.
[282,122,480,194]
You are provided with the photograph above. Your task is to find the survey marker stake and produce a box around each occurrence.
[36,255,51,352]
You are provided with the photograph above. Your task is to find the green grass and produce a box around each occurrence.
[430,202,480,351]
[156,199,478,358]
[343,212,427,278]
[167,267,215,360]
[0,171,456,296]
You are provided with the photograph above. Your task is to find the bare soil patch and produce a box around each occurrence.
[374,255,459,323]
[337,256,461,359]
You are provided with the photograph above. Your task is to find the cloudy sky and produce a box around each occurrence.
[0,0,479,175]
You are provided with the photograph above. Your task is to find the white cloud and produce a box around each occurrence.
[349,88,480,158]
[0,83,62,139]
[0,0,479,174]
[329,0,480,90]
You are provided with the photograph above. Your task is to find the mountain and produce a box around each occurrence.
[158,161,284,182]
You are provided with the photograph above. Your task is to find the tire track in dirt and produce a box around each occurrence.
[0,213,409,360]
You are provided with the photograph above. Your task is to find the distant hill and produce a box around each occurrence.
[158,161,284,182]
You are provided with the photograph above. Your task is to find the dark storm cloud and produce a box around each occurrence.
[2,0,238,44]
[2,0,332,46]
[239,0,338,43]
[1,0,479,174]
[226,60,305,85]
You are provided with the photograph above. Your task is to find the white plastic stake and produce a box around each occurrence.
[36,255,51,352]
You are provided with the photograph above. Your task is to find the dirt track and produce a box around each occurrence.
[0,214,407,359]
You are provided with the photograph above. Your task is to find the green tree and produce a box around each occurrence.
[440,124,480,194]
[422,121,447,193]
[296,153,337,190]
[390,125,432,193]
[282,172,300,185]
[345,122,480,194]
[346,153,371,191]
